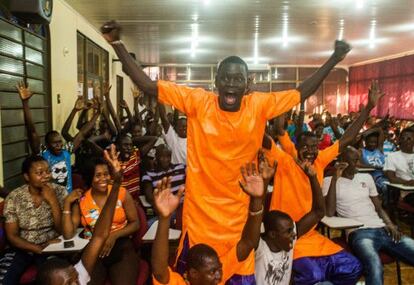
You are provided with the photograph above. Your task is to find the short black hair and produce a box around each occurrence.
[187,244,219,271]
[296,131,318,146]
[36,257,72,285]
[400,127,414,137]
[22,155,47,175]
[115,134,132,146]
[82,157,109,188]
[45,130,60,144]
[155,144,172,156]
[363,131,380,141]
[217,56,248,75]
[263,210,292,233]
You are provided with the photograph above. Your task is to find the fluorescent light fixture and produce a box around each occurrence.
[253,16,260,64]
[369,19,376,48]
[282,12,289,47]
[191,22,199,57]
[274,67,278,79]
[356,0,364,9]
[338,19,344,40]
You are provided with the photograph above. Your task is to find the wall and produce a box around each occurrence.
[50,0,135,134]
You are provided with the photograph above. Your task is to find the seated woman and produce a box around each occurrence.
[62,154,140,285]
[0,155,66,284]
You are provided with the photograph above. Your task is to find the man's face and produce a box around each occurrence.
[175,119,187,138]
[131,125,143,140]
[399,131,414,152]
[365,135,379,151]
[343,147,360,174]
[297,136,319,164]
[156,149,172,170]
[50,266,79,285]
[47,134,63,155]
[215,62,249,112]
[189,256,223,285]
[268,218,296,252]
[118,137,133,160]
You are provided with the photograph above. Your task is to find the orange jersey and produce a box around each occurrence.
[266,136,342,259]
[158,80,300,276]
[153,246,245,285]
[79,185,128,238]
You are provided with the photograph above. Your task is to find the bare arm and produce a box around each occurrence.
[294,106,305,139]
[384,170,414,186]
[143,181,155,206]
[371,195,401,242]
[17,82,41,154]
[62,189,83,239]
[5,223,43,254]
[103,86,122,133]
[101,22,158,97]
[138,136,158,157]
[62,97,86,142]
[296,163,325,238]
[158,103,170,133]
[297,41,350,102]
[72,107,101,152]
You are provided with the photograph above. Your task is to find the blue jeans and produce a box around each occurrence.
[349,227,414,285]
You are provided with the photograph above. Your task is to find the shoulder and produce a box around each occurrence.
[6,185,27,201]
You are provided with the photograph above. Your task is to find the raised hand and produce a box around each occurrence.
[100,20,121,43]
[103,144,122,180]
[120,99,128,109]
[258,150,277,181]
[153,177,185,219]
[74,96,87,111]
[240,162,265,198]
[41,184,58,205]
[16,81,34,101]
[333,40,351,62]
[64,188,83,205]
[334,162,348,178]
[367,80,385,109]
[131,87,142,99]
[103,83,112,98]
[296,160,317,177]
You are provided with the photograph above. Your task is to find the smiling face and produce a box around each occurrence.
[297,135,319,164]
[91,164,110,193]
[215,61,249,112]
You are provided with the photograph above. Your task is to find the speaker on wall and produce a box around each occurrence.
[10,0,53,24]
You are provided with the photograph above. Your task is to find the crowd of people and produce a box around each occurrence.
[0,20,414,285]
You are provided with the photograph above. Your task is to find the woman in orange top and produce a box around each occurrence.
[62,155,140,285]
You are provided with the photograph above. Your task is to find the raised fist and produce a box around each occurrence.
[101,20,121,43]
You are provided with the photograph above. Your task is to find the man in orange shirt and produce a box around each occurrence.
[101,20,351,283]
[263,81,383,284]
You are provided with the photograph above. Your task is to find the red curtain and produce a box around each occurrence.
[349,54,414,119]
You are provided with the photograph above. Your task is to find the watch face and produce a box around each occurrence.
[42,0,53,17]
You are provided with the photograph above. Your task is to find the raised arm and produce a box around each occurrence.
[237,157,277,261]
[152,177,185,284]
[101,21,158,97]
[62,96,87,142]
[297,40,351,102]
[294,104,306,139]
[81,144,123,275]
[16,81,41,154]
[132,87,144,126]
[339,81,384,152]
[103,85,122,133]
[158,103,170,133]
[295,162,325,238]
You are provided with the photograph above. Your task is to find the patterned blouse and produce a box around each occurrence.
[4,183,67,245]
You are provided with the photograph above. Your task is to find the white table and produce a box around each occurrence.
[357,167,376,172]
[43,228,89,253]
[384,182,414,191]
[321,216,364,230]
[142,220,181,242]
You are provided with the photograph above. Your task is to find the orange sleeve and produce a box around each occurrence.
[157,80,201,117]
[220,245,249,282]
[264,140,289,166]
[152,267,187,285]
[278,132,298,158]
[256,89,300,120]
[317,140,339,169]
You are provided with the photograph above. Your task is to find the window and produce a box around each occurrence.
[0,18,51,189]
[77,32,109,100]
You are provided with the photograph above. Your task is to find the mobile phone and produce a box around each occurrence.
[64,241,75,248]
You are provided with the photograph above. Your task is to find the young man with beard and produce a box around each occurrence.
[100,20,351,283]
[323,146,414,285]
[263,81,384,284]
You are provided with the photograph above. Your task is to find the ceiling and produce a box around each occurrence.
[66,0,414,67]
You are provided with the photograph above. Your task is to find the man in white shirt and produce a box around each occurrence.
[35,146,123,285]
[323,146,414,285]
[384,127,414,206]
[159,103,187,165]
[255,162,325,285]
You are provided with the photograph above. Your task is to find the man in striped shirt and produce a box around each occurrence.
[142,144,186,225]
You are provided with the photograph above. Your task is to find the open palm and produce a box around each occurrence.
[240,162,264,198]
[16,81,33,101]
[368,81,385,108]
[154,177,184,218]
[103,144,122,179]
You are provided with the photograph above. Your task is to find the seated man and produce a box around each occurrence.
[323,146,414,285]
[36,145,124,285]
[383,127,414,206]
[142,144,186,226]
[152,158,275,285]
[263,81,384,284]
[255,161,325,285]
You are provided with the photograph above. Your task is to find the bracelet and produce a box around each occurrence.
[62,210,71,215]
[110,40,123,45]
[249,205,264,216]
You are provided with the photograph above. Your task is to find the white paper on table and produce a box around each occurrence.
[142,220,181,241]
[87,88,94,100]
[139,195,151,208]
[321,216,364,229]
[43,228,89,253]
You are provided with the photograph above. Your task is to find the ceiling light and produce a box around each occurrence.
[356,0,364,9]
[369,19,376,48]
[338,19,344,40]
[282,12,289,47]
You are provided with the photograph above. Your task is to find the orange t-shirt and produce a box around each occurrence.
[266,136,342,259]
[152,245,245,285]
[79,185,128,238]
[158,80,300,276]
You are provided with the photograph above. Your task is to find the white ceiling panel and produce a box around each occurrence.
[66,0,414,66]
